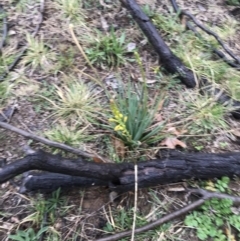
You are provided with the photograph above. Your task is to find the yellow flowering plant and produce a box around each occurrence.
[108,83,165,148]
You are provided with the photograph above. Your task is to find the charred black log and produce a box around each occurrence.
[19,172,109,193]
[120,0,196,88]
[1,150,240,193]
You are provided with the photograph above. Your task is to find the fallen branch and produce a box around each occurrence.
[96,188,240,241]
[1,149,240,194]
[170,0,240,66]
[0,121,108,160]
[18,172,109,193]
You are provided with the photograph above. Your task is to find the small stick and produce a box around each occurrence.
[0,121,97,159]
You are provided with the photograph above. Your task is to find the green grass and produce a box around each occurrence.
[177,90,229,135]
[44,123,92,147]
[85,29,130,68]
[56,0,84,22]
[22,34,57,72]
[8,189,65,241]
[42,78,103,125]
[0,81,11,108]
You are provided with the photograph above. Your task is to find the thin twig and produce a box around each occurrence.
[0,121,97,159]
[188,188,240,204]
[131,164,138,241]
[96,188,240,241]
[169,0,240,67]
[0,4,7,51]
[0,0,45,82]
[182,10,240,64]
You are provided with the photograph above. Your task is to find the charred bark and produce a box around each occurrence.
[1,150,240,193]
[19,172,109,193]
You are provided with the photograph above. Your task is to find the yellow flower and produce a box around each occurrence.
[108,118,116,122]
[123,116,127,122]
[114,125,122,131]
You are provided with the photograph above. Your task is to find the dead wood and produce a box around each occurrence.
[1,149,240,193]
[120,0,196,88]
[18,172,109,193]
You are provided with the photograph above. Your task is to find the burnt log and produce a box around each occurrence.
[18,172,109,193]
[120,0,196,88]
[0,150,240,193]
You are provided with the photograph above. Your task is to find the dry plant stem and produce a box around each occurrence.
[0,0,45,81]
[170,0,240,66]
[0,4,7,50]
[131,164,138,241]
[96,189,240,241]
[0,121,95,158]
[69,24,103,88]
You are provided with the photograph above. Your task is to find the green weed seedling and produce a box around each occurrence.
[57,0,84,22]
[8,227,49,241]
[45,123,92,148]
[43,79,102,125]
[9,189,65,241]
[184,177,240,241]
[22,34,56,72]
[55,46,75,72]
[85,29,128,68]
[21,189,64,227]
[0,81,11,108]
[14,0,35,12]
[226,0,240,5]
[103,208,155,241]
[179,91,229,135]
[0,52,17,76]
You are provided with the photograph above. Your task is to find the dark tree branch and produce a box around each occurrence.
[19,172,109,193]
[1,149,240,194]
